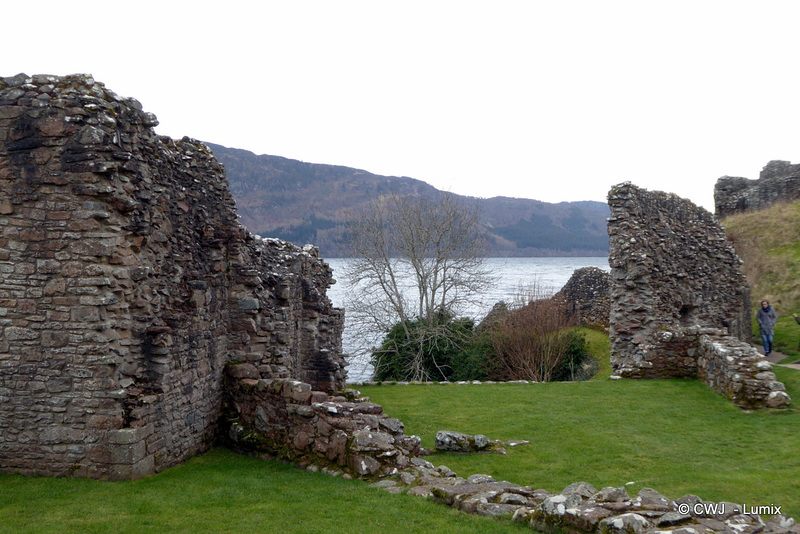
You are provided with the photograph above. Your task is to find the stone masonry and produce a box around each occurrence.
[607,183,790,409]
[0,74,349,479]
[0,75,796,531]
[223,369,421,478]
[555,266,610,333]
[715,160,800,217]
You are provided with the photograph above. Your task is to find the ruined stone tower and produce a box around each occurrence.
[0,74,347,479]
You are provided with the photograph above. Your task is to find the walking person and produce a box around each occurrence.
[757,300,777,355]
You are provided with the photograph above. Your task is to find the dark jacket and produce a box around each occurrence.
[757,306,777,335]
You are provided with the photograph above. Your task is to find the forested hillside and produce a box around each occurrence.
[207,143,609,257]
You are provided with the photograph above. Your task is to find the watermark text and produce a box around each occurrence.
[676,502,783,516]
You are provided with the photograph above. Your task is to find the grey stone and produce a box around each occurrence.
[351,429,395,452]
[466,474,495,484]
[434,430,496,452]
[563,481,597,499]
[237,297,261,311]
[594,486,630,503]
[599,512,652,534]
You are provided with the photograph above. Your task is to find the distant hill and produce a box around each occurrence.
[206,142,610,257]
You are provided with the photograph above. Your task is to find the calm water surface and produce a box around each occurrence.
[325,257,609,381]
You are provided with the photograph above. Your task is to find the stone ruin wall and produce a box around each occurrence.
[1,75,798,531]
[715,160,800,217]
[607,183,790,409]
[223,370,421,478]
[0,74,348,479]
[555,266,610,333]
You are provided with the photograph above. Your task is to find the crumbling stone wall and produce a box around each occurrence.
[715,160,800,217]
[607,183,790,409]
[554,266,610,332]
[224,368,421,477]
[0,74,345,479]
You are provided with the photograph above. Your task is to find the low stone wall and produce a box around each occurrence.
[366,453,799,533]
[446,477,796,534]
[613,325,790,409]
[222,369,421,477]
[696,330,791,410]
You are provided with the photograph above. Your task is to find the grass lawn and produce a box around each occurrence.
[772,314,800,362]
[362,365,800,520]
[0,448,528,534]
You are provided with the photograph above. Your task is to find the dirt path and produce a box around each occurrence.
[763,349,800,370]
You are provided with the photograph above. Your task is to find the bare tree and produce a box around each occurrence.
[488,282,580,382]
[342,193,495,381]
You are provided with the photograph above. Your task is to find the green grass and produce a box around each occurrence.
[0,448,527,534]
[769,314,800,362]
[362,367,800,520]
[581,327,612,379]
[2,360,798,532]
[723,200,800,361]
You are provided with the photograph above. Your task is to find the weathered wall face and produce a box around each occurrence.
[715,160,800,217]
[607,183,789,409]
[555,267,610,332]
[0,74,345,479]
[223,368,421,478]
[608,182,751,357]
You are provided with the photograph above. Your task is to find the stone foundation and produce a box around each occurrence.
[223,369,420,477]
[369,456,799,533]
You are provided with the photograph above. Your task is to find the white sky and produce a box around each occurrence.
[6,1,800,211]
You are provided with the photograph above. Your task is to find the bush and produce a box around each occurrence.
[550,330,596,381]
[371,312,490,382]
[486,293,595,382]
[370,299,596,383]
[448,331,493,381]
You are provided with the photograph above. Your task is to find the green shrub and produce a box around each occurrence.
[371,312,483,382]
[448,331,494,381]
[549,330,596,381]
[370,310,595,383]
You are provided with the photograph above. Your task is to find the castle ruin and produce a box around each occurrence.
[607,183,790,409]
[0,74,421,480]
[715,160,800,217]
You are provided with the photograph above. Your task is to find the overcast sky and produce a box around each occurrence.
[6,1,800,211]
